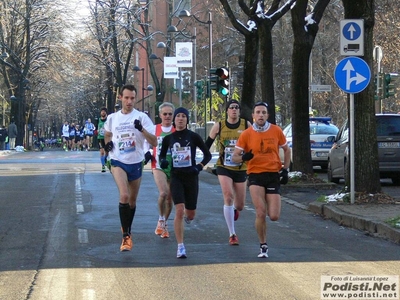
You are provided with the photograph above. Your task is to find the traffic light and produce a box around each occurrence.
[216,67,230,96]
[209,68,218,91]
[374,72,383,101]
[195,80,204,99]
[384,73,399,98]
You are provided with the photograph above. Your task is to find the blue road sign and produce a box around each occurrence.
[334,57,371,94]
[342,22,362,41]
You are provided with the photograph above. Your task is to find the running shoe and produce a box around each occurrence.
[229,234,239,245]
[161,226,170,238]
[257,244,268,258]
[155,220,165,235]
[101,165,106,172]
[177,245,187,258]
[234,209,239,221]
[120,235,133,252]
[184,215,192,225]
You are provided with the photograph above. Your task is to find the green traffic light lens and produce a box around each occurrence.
[220,88,229,96]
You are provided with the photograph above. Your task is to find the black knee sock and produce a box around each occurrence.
[128,206,136,234]
[119,203,131,237]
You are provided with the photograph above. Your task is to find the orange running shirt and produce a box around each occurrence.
[235,123,287,174]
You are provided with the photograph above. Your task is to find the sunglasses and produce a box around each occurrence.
[162,113,173,116]
[229,106,240,110]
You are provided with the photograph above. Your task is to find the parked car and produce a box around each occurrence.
[281,117,339,170]
[327,114,400,185]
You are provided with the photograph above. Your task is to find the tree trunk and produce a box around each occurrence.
[290,0,314,174]
[259,22,276,124]
[240,33,259,122]
[342,0,381,193]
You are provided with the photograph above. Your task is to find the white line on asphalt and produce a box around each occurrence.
[78,228,88,243]
[75,174,84,214]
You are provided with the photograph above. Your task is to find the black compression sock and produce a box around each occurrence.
[119,203,131,236]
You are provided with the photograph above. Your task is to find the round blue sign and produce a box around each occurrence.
[342,22,361,41]
[334,57,371,94]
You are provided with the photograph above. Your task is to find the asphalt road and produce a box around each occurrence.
[0,150,399,300]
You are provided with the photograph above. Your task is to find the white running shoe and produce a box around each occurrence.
[258,244,268,258]
[177,245,187,258]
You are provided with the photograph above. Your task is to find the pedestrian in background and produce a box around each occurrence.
[158,107,212,258]
[0,125,7,150]
[104,84,157,252]
[232,102,291,258]
[150,102,175,239]
[205,99,251,246]
[7,120,17,150]
[84,118,96,151]
[61,121,69,151]
[97,107,108,172]
[74,124,83,151]
[68,122,76,151]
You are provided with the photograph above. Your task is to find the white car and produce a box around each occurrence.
[281,117,339,170]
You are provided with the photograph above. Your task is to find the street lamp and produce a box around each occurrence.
[167,26,198,122]
[178,10,212,122]
[156,39,183,106]
[133,66,154,112]
[149,53,164,62]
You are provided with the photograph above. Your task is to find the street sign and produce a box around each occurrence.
[310,85,332,92]
[334,57,370,94]
[340,19,364,56]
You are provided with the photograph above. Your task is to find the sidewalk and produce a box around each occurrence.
[281,183,400,245]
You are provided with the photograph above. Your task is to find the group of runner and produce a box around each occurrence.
[87,83,292,259]
[61,118,96,151]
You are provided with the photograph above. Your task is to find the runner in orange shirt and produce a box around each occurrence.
[232,102,291,258]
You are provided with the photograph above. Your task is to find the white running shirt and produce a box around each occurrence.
[62,125,69,137]
[104,109,155,164]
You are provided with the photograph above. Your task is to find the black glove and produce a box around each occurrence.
[134,119,143,132]
[104,141,114,152]
[279,168,289,185]
[144,151,153,165]
[192,164,203,175]
[160,159,169,169]
[242,150,254,161]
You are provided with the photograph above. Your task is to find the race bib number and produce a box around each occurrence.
[118,133,136,154]
[172,146,191,168]
[224,147,240,167]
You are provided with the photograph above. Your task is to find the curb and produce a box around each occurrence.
[308,201,400,244]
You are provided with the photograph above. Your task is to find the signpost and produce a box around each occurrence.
[334,56,371,204]
[340,19,364,56]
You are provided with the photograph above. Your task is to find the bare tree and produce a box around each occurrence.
[342,0,381,193]
[290,0,331,174]
[219,0,295,123]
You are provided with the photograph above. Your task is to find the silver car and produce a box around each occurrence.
[282,117,339,170]
[327,114,400,185]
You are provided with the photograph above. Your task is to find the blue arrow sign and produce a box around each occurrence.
[342,22,361,41]
[334,57,371,94]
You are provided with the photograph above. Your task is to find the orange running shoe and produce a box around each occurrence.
[229,234,239,245]
[161,226,170,238]
[155,220,165,235]
[120,235,133,251]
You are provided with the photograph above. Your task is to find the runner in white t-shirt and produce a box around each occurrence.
[103,84,157,252]
[61,121,70,151]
